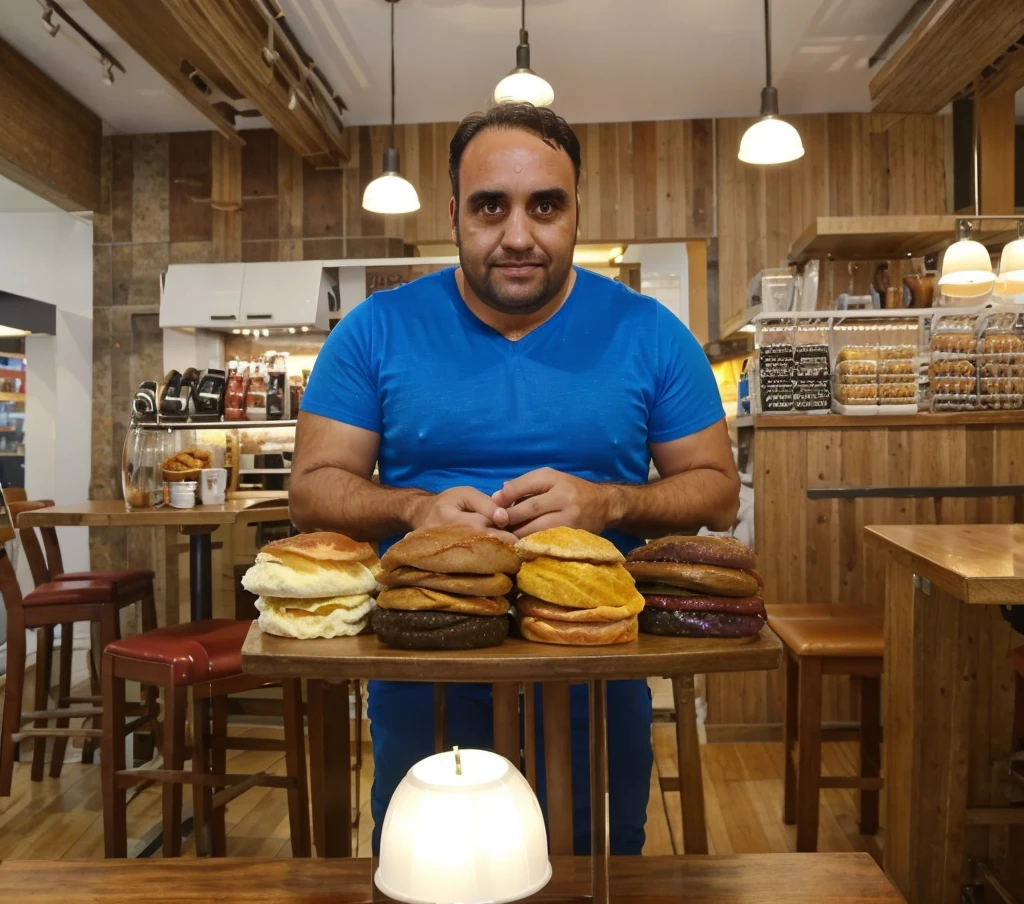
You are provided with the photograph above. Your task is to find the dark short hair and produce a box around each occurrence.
[448,103,582,204]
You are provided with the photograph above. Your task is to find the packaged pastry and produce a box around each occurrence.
[980,334,1024,356]
[878,360,915,376]
[980,377,1024,396]
[931,314,977,333]
[835,384,878,404]
[929,332,977,355]
[930,359,976,378]
[759,346,795,378]
[836,374,877,386]
[877,345,917,360]
[978,312,1020,333]
[879,383,916,400]
[980,361,1024,378]
[930,377,976,395]
[835,360,877,377]
[836,346,879,363]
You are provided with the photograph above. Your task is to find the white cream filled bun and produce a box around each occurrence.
[242,531,381,599]
[255,594,374,640]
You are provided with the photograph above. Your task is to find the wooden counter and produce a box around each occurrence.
[866,524,1023,904]
[707,413,1024,735]
[0,854,906,902]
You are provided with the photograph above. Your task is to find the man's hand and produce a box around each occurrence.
[409,486,517,543]
[491,468,619,538]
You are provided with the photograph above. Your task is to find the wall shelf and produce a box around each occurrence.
[0,393,25,403]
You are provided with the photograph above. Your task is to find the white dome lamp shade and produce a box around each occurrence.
[362,0,420,216]
[376,748,551,904]
[493,0,554,107]
[738,0,804,165]
[939,220,996,299]
[996,221,1024,295]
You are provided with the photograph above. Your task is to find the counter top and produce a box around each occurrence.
[753,412,1024,429]
[16,497,290,528]
[865,524,1024,604]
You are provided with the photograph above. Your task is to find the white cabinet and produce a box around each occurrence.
[239,261,332,331]
[159,263,245,329]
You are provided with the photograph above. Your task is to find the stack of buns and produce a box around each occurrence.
[625,536,765,639]
[372,525,521,650]
[513,527,644,645]
[243,532,380,639]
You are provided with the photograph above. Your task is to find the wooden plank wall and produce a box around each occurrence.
[716,113,948,336]
[703,421,1024,731]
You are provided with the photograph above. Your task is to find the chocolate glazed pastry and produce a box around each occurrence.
[638,608,764,639]
[371,608,510,650]
[627,536,756,570]
[642,594,766,616]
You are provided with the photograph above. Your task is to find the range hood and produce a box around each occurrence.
[159,260,348,332]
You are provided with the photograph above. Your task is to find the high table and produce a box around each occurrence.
[242,626,784,903]
[16,498,290,622]
[865,524,1024,904]
[0,853,906,902]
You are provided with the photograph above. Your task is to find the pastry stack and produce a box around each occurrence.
[513,527,644,645]
[243,532,380,639]
[372,525,521,650]
[625,536,766,639]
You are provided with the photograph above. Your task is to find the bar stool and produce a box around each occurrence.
[101,619,311,859]
[7,499,159,778]
[766,603,884,852]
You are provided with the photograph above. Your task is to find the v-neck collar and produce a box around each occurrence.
[444,266,582,344]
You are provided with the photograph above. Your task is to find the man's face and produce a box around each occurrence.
[450,127,578,316]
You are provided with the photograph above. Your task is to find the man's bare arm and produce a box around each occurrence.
[289,411,513,542]
[494,419,740,538]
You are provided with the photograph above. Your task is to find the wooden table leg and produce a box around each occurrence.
[859,675,881,835]
[672,673,708,854]
[589,680,609,904]
[433,683,445,754]
[542,681,574,856]
[524,682,538,792]
[783,650,799,825]
[309,678,351,857]
[492,683,519,766]
[796,656,823,853]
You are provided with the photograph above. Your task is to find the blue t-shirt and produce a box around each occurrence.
[301,266,724,555]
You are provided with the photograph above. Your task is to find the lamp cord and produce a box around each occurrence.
[390,0,395,148]
[522,0,525,31]
[764,0,772,89]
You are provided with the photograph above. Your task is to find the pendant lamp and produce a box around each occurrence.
[738,0,804,165]
[363,0,420,215]
[938,220,996,298]
[997,221,1024,295]
[493,0,553,107]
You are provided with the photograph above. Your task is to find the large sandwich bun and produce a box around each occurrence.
[515,611,638,645]
[627,536,756,571]
[624,561,759,598]
[638,608,763,640]
[377,586,510,617]
[514,527,624,564]
[255,594,373,640]
[516,557,644,612]
[381,525,520,575]
[371,608,509,650]
[515,594,637,623]
[378,566,513,597]
[243,554,377,599]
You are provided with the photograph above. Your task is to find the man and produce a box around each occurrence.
[290,102,739,855]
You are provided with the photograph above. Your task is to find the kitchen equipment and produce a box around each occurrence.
[225,365,248,421]
[199,468,228,504]
[159,370,189,420]
[168,481,197,509]
[121,415,173,509]
[193,368,227,421]
[246,366,268,421]
[132,380,159,421]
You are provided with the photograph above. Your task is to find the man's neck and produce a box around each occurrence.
[455,267,576,342]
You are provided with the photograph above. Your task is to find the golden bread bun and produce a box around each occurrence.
[261,531,377,564]
[623,561,759,598]
[515,594,637,623]
[516,611,638,645]
[514,527,624,564]
[378,566,513,597]
[377,586,510,616]
[242,554,377,599]
[255,602,372,639]
[381,525,520,575]
[516,557,644,612]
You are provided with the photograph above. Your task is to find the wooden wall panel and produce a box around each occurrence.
[708,422,1024,731]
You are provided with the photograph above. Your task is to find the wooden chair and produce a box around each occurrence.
[766,603,884,852]
[7,499,158,777]
[101,619,311,859]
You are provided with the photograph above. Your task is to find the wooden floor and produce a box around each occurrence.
[0,719,883,861]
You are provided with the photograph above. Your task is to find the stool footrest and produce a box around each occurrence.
[12,727,103,742]
[819,776,884,791]
[214,736,288,753]
[21,707,103,721]
[115,768,294,790]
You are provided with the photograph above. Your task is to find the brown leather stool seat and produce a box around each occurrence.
[766,604,884,854]
[102,620,310,860]
[54,569,155,599]
[21,580,125,607]
[104,620,249,684]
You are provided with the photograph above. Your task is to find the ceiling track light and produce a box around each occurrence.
[36,1,126,81]
[738,0,804,165]
[362,0,420,215]
[493,0,553,107]
[41,6,59,37]
[101,57,115,86]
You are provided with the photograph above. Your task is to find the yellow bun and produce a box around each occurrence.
[515,594,637,623]
[516,612,638,645]
[377,586,510,617]
[255,598,372,640]
[514,527,624,564]
[516,557,644,612]
[241,555,377,599]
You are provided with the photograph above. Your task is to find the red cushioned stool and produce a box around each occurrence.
[101,620,310,859]
[9,499,159,774]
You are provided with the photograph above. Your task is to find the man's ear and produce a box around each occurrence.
[576,194,582,238]
[449,196,458,243]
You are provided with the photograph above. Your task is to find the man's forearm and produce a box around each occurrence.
[603,468,740,538]
[289,466,429,542]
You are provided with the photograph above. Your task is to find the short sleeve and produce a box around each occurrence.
[647,304,725,443]
[299,297,382,432]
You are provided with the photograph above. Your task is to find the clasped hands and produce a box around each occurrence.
[412,468,617,545]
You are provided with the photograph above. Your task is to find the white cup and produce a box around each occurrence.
[199,468,228,505]
[169,481,198,509]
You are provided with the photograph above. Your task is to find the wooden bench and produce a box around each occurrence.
[0,853,906,902]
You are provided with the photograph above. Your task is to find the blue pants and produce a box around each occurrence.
[368,679,653,856]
